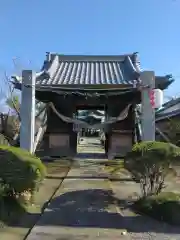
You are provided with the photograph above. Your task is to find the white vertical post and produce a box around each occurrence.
[141,71,155,141]
[20,70,35,153]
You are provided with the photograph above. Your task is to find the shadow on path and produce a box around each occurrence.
[75,153,106,159]
[11,189,180,234]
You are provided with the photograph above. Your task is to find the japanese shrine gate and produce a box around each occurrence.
[13,52,172,158]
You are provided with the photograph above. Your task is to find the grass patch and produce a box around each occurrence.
[103,159,130,176]
[0,159,71,240]
[133,192,180,226]
[44,159,71,176]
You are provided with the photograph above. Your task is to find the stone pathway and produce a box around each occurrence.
[111,179,180,239]
[26,138,180,239]
[26,162,129,239]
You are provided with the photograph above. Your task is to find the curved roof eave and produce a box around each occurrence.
[12,52,174,91]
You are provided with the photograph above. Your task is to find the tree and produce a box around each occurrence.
[166,119,180,146]
[6,95,20,115]
[125,141,179,197]
[0,72,21,145]
[0,58,47,148]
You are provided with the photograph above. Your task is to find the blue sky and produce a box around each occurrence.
[0,0,179,105]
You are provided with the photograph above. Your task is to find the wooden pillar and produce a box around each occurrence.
[141,71,155,141]
[20,70,35,153]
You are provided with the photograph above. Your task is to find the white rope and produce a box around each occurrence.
[49,102,132,130]
[92,104,132,129]
[49,102,89,128]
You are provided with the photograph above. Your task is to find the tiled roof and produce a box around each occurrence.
[155,96,180,121]
[12,52,174,90]
[155,76,174,90]
[156,109,180,122]
[156,97,180,114]
[36,53,140,85]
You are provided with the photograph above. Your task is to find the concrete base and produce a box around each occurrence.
[37,132,77,158]
[108,132,132,159]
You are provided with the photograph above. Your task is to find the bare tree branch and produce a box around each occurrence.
[4,72,21,120]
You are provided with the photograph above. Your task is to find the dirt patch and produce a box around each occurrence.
[0,159,71,240]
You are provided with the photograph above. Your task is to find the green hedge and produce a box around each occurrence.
[125,141,180,180]
[133,192,180,226]
[127,141,180,158]
[0,145,46,196]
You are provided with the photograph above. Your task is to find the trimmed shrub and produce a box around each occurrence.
[133,192,180,226]
[0,193,26,226]
[0,145,46,196]
[0,134,9,145]
[125,141,180,196]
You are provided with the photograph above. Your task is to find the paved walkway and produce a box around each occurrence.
[111,178,180,239]
[26,138,180,240]
[26,161,129,239]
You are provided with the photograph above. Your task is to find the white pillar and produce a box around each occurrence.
[20,70,35,153]
[141,71,155,141]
